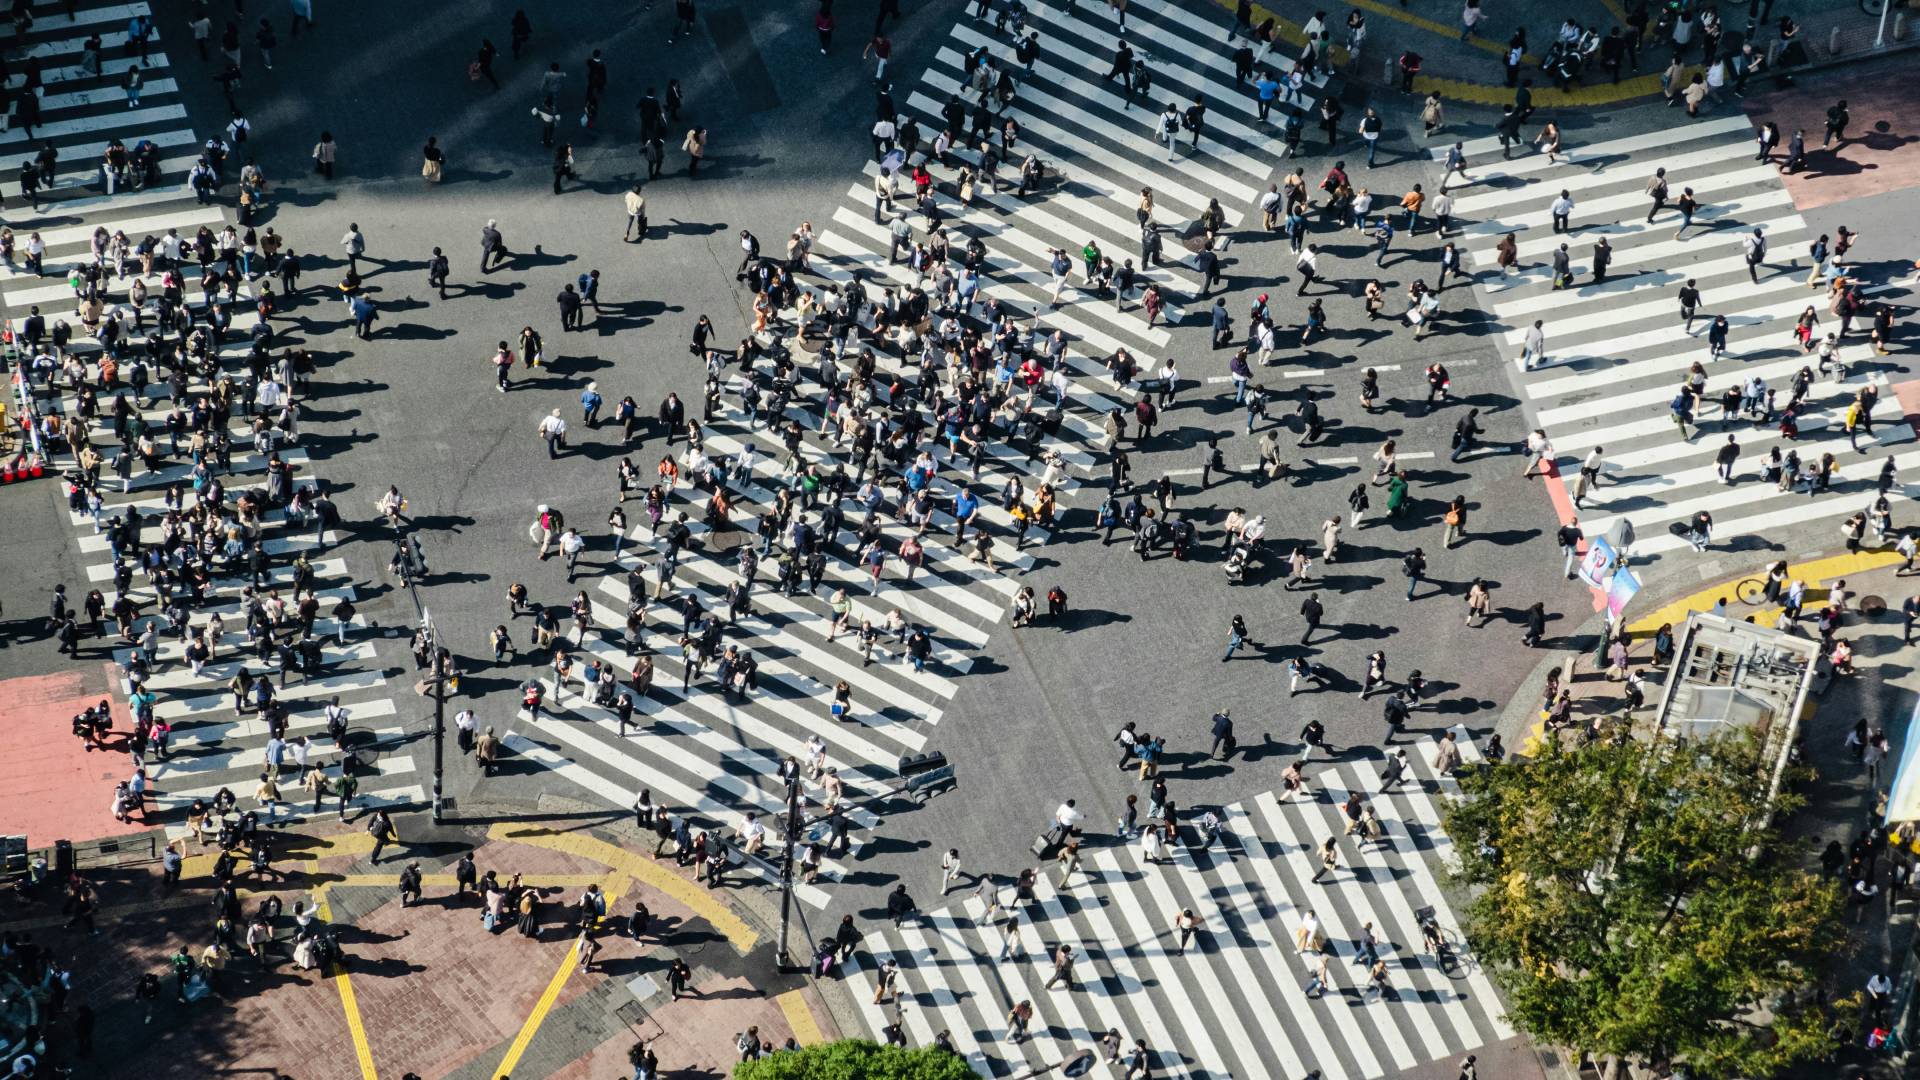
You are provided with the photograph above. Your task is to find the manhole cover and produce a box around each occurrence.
[1860,595,1887,617]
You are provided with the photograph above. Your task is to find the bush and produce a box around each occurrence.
[734,1040,977,1080]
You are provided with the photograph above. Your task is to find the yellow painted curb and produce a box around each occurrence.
[488,824,760,952]
[1343,0,1521,61]
[1208,0,1687,107]
[1625,549,1904,636]
[1206,0,1352,68]
[1519,548,1905,755]
[777,988,828,1047]
[179,830,378,879]
[1413,70,1672,107]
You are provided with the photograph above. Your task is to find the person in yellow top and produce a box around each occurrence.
[1400,184,1426,234]
[200,941,229,992]
[252,771,282,823]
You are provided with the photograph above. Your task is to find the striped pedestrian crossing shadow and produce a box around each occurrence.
[843,731,1512,1079]
[1450,113,1917,566]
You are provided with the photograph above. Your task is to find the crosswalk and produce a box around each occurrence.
[499,388,1031,908]
[1438,114,1915,561]
[843,731,1513,1080]
[505,1,1345,903]
[8,0,425,834]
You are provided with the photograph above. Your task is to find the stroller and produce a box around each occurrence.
[1224,543,1251,585]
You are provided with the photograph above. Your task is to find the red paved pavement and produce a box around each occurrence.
[1746,71,1920,211]
[0,665,149,847]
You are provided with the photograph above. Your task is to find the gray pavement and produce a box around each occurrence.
[1,1,1917,1076]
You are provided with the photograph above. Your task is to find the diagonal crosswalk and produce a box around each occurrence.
[498,394,1020,908]
[9,0,422,836]
[1437,115,1914,560]
[845,732,1513,1080]
[503,0,1339,908]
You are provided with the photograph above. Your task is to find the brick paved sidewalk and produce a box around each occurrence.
[0,809,838,1079]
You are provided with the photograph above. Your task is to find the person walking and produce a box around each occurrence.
[1310,836,1340,883]
[624,184,648,242]
[1549,189,1574,233]
[1743,227,1768,284]
[1299,592,1325,644]
[1823,99,1850,148]
[1043,943,1076,990]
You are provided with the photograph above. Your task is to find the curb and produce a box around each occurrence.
[1491,547,1909,751]
[468,793,859,1043]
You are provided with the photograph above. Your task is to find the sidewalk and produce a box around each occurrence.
[1493,550,1919,1076]
[0,800,842,1079]
[1208,0,1920,109]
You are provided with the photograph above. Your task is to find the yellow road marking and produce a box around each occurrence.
[1520,548,1904,755]
[1201,0,1352,68]
[1413,69,1674,106]
[777,989,827,1046]
[1625,549,1903,636]
[1207,0,1687,106]
[1344,0,1518,60]
[492,884,626,1078]
[179,829,377,878]
[493,934,586,1078]
[316,887,380,1080]
[489,824,759,951]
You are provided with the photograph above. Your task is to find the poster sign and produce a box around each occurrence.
[1606,568,1641,618]
[1578,537,1617,589]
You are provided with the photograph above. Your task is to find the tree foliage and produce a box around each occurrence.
[734,1040,977,1080]
[1445,730,1852,1079]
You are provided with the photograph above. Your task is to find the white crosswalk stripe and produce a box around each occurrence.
[494,395,1038,905]
[501,1,1338,902]
[8,1,419,838]
[845,733,1511,1078]
[1440,116,1914,560]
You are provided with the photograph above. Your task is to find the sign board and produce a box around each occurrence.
[1606,567,1641,618]
[1577,537,1617,589]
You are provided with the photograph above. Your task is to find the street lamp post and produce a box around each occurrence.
[427,641,450,824]
[392,531,447,824]
[777,769,802,969]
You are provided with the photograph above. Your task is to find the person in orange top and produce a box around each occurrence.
[1400,184,1426,234]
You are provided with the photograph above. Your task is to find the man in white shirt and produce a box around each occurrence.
[558,528,586,580]
[741,812,767,856]
[1549,190,1575,233]
[1520,320,1547,370]
[539,409,568,458]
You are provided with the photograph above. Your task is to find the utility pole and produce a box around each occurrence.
[426,622,451,824]
[777,768,802,969]
[393,529,448,824]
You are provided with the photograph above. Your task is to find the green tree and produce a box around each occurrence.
[734,1040,977,1080]
[1445,730,1852,1079]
